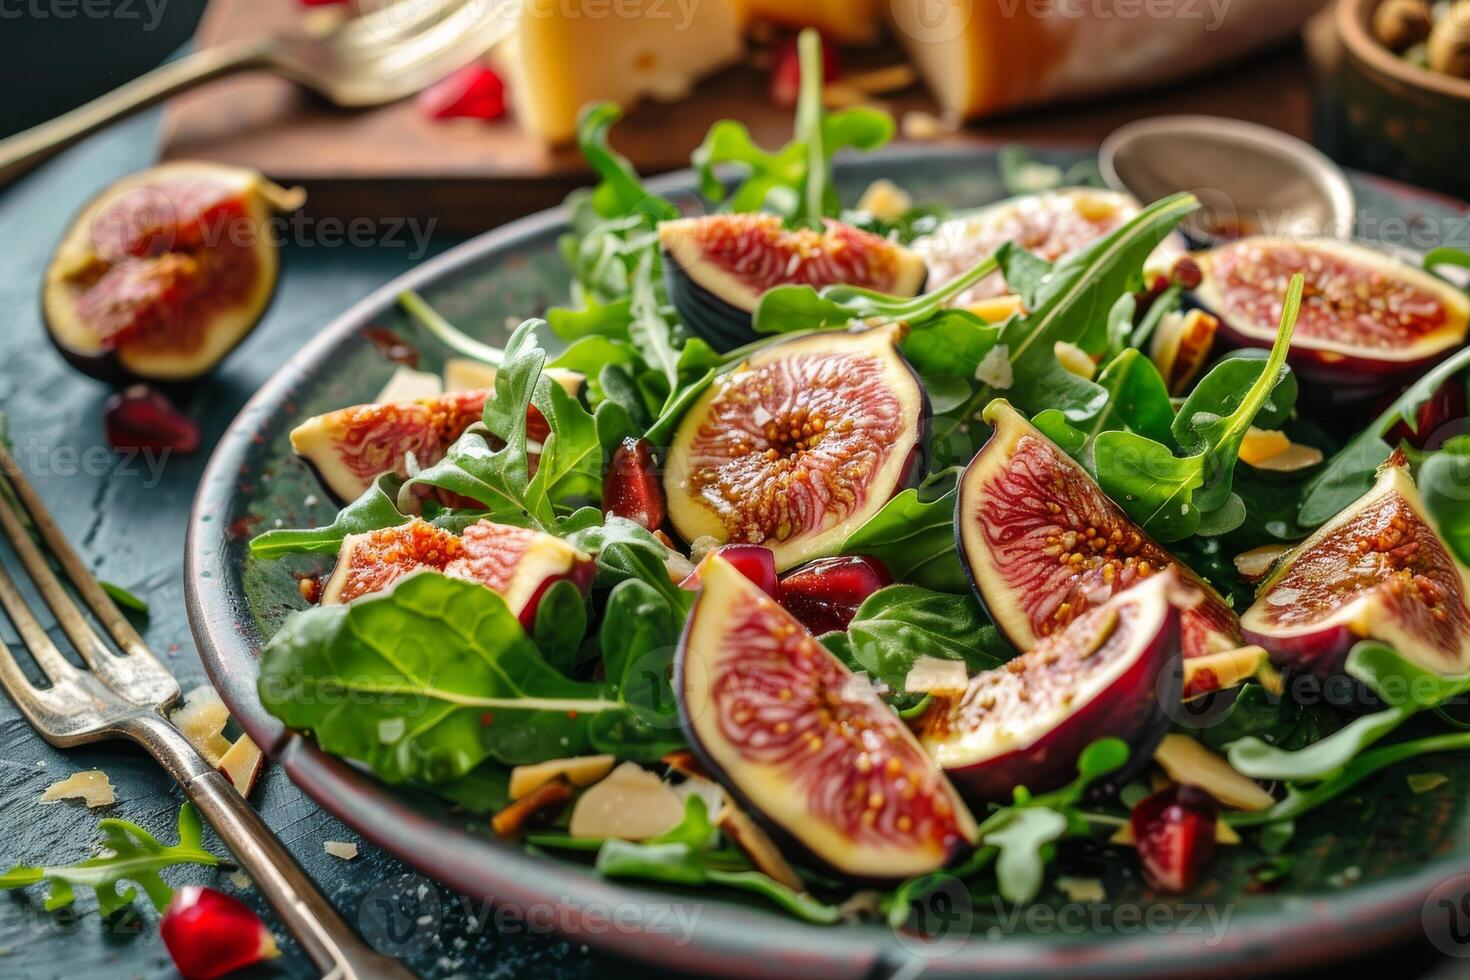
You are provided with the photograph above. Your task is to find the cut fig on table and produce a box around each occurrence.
[1241,455,1470,677]
[1189,237,1470,389]
[956,399,1240,660]
[677,554,977,880]
[664,324,928,572]
[43,162,304,383]
[919,573,1184,802]
[660,213,926,349]
[321,518,594,629]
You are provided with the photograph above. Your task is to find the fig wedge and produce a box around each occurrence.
[677,554,977,880]
[1241,455,1470,676]
[665,324,927,572]
[956,400,1240,660]
[919,573,1183,802]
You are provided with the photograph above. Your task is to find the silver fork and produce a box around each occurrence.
[0,442,417,980]
[0,0,519,187]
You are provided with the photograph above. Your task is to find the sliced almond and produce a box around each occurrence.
[1181,646,1270,700]
[717,804,804,892]
[509,754,616,800]
[903,656,969,696]
[492,777,574,838]
[218,734,265,799]
[1234,544,1291,582]
[1252,443,1325,473]
[374,365,442,403]
[1054,341,1097,380]
[40,770,116,808]
[1238,427,1293,466]
[171,686,232,766]
[568,763,684,841]
[1153,735,1275,811]
[1055,876,1106,902]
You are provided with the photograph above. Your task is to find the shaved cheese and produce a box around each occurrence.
[1153,735,1275,811]
[40,770,116,808]
[903,656,969,696]
[171,686,232,766]
[568,763,684,841]
[324,841,359,861]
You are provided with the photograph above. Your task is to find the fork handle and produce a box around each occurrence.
[0,39,273,188]
[123,713,418,980]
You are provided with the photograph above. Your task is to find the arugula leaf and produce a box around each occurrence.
[1032,348,1175,472]
[399,290,504,366]
[575,102,679,224]
[587,579,687,761]
[1420,446,1470,566]
[986,808,1069,905]
[839,468,969,593]
[99,581,149,615]
[250,473,407,559]
[843,585,1013,690]
[566,516,693,614]
[0,804,221,915]
[1299,344,1470,526]
[258,572,625,783]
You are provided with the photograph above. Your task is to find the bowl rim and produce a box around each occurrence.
[184,145,1465,978]
[1338,0,1470,102]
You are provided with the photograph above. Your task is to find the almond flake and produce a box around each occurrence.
[324,841,359,861]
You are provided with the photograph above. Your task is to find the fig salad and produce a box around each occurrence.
[250,32,1470,924]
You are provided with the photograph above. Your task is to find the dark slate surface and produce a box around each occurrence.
[0,109,652,980]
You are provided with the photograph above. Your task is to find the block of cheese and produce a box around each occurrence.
[499,0,745,144]
[738,0,884,44]
[890,0,1328,118]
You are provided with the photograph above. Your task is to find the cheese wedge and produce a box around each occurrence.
[500,0,744,144]
[738,0,883,44]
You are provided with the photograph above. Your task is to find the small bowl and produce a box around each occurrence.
[1099,115,1358,246]
[1325,0,1470,199]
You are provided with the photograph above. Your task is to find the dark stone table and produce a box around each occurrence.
[0,108,656,980]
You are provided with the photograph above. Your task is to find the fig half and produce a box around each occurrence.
[43,162,305,383]
[660,213,926,349]
[664,324,927,572]
[677,554,977,880]
[1191,237,1470,388]
[920,573,1183,802]
[1241,456,1470,677]
[956,400,1240,660]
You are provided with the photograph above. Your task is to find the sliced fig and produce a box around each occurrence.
[603,437,666,531]
[291,390,491,503]
[664,324,926,572]
[1130,783,1218,893]
[913,188,1184,306]
[43,162,304,383]
[919,573,1182,802]
[957,400,1240,660]
[677,554,977,879]
[1241,456,1470,677]
[1191,237,1470,388]
[680,544,779,597]
[777,555,891,635]
[321,518,594,630]
[660,213,926,349]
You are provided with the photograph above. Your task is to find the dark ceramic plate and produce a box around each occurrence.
[186,146,1470,978]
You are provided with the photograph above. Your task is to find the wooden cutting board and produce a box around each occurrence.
[160,0,1316,233]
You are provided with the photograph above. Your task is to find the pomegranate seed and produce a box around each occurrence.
[418,64,507,121]
[1171,257,1204,291]
[1130,784,1218,893]
[768,33,840,109]
[603,438,666,531]
[778,555,891,634]
[681,545,779,597]
[160,886,279,980]
[103,385,200,455]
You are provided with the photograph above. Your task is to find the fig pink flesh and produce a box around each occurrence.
[778,555,891,634]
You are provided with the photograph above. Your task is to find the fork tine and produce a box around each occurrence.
[357,2,503,79]
[0,443,174,699]
[0,554,83,685]
[337,0,475,50]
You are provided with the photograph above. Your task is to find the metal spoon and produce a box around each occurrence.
[1099,115,1357,247]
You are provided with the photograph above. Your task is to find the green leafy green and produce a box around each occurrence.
[587,579,686,761]
[1419,445,1470,566]
[532,579,589,676]
[839,468,969,593]
[250,473,407,559]
[0,804,221,915]
[843,585,1013,690]
[99,581,149,615]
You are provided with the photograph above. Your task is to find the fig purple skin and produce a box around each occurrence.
[1188,236,1470,390]
[677,555,978,881]
[920,574,1183,803]
[1241,458,1470,678]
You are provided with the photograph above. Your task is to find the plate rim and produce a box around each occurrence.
[184,145,1466,978]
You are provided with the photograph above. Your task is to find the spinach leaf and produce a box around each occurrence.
[1420,446,1470,566]
[532,579,589,676]
[566,516,693,614]
[0,805,221,915]
[1032,348,1175,473]
[430,762,512,815]
[986,808,1069,906]
[1299,345,1470,526]
[250,473,407,559]
[844,585,1013,690]
[258,572,625,784]
[588,579,686,761]
[839,468,969,593]
[1193,683,1341,754]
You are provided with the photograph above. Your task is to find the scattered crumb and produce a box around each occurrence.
[1326,866,1362,887]
[304,494,320,508]
[39,770,116,808]
[974,344,1013,389]
[856,179,913,222]
[324,841,359,861]
[901,110,958,141]
[1056,877,1106,903]
[229,871,253,891]
[1408,772,1449,794]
